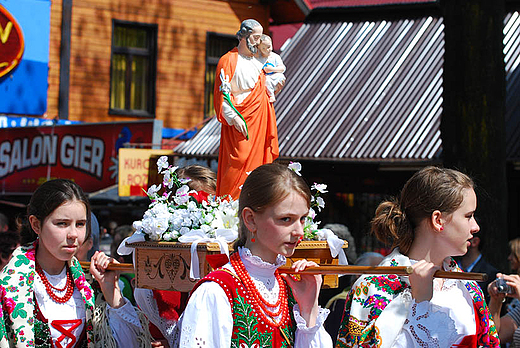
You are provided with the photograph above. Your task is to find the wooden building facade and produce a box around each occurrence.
[47,0,273,129]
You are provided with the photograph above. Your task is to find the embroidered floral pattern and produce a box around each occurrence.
[231,291,272,348]
[0,242,96,347]
[336,248,500,348]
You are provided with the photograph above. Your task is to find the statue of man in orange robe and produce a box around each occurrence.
[214,19,282,199]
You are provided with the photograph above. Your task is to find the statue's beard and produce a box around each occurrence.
[247,39,258,54]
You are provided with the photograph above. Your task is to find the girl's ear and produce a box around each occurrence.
[430,210,444,232]
[28,215,41,235]
[242,207,257,233]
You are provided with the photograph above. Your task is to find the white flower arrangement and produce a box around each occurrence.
[134,158,333,243]
[132,156,239,242]
[123,158,348,277]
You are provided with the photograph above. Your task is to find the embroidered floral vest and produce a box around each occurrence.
[0,242,95,348]
[336,249,500,348]
[196,269,297,348]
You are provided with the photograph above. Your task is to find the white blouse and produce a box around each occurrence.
[392,277,476,347]
[358,251,481,348]
[35,267,143,348]
[172,247,333,348]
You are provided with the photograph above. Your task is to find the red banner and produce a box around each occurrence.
[0,121,161,194]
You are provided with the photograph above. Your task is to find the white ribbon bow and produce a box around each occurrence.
[118,233,146,256]
[178,228,238,279]
[317,228,348,265]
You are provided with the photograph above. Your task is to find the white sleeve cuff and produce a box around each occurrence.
[221,101,238,125]
[107,298,142,328]
[293,303,330,333]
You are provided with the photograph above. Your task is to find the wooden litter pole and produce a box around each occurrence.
[80,262,487,281]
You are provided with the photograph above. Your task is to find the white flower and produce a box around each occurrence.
[204,214,214,224]
[316,197,325,212]
[147,184,161,197]
[179,178,191,185]
[288,162,302,176]
[171,215,183,231]
[187,201,198,211]
[157,156,169,172]
[211,208,239,230]
[200,224,212,233]
[311,183,328,193]
[308,207,316,220]
[133,220,143,232]
[174,185,191,205]
[163,171,175,189]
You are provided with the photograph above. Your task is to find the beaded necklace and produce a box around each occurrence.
[35,260,75,304]
[230,252,289,327]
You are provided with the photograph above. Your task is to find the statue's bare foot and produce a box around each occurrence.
[269,96,276,103]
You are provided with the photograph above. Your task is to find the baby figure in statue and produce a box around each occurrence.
[257,34,286,103]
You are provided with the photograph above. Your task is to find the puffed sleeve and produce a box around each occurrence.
[174,281,233,348]
[107,299,146,348]
[293,304,333,348]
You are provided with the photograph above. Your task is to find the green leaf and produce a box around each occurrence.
[14,255,30,267]
[11,303,27,319]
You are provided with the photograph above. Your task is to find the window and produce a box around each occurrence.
[204,33,237,117]
[110,20,157,117]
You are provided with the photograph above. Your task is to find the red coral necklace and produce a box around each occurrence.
[230,252,288,327]
[35,260,75,304]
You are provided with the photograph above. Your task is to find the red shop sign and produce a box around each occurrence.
[0,4,24,78]
[0,121,160,194]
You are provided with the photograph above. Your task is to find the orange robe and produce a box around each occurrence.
[214,48,279,199]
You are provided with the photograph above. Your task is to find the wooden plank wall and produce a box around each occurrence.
[47,0,270,129]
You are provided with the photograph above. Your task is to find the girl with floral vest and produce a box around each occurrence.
[336,166,500,348]
[173,163,333,347]
[0,179,149,348]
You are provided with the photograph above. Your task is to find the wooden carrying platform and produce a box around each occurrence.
[128,240,348,292]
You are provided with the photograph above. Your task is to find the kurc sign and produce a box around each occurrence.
[0,4,24,78]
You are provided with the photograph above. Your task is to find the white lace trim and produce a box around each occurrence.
[293,304,330,332]
[134,288,177,346]
[238,247,286,272]
[106,299,142,327]
[404,300,460,347]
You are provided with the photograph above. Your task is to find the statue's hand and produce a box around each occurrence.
[231,115,248,138]
[274,77,286,95]
[219,68,231,94]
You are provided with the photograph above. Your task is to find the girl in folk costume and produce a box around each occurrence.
[172,163,333,347]
[0,179,149,348]
[133,165,218,346]
[336,166,500,348]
